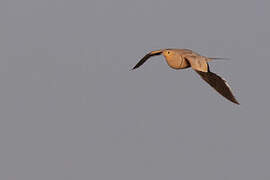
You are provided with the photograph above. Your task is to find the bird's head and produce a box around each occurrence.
[162,49,174,58]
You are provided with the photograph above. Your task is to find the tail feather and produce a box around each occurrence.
[208,57,230,60]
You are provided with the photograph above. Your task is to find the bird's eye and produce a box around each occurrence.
[167,51,170,54]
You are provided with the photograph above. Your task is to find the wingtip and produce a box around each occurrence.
[234,100,240,105]
[230,97,240,105]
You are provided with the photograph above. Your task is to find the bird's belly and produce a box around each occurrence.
[165,56,190,69]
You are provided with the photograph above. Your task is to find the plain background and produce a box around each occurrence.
[1,0,270,179]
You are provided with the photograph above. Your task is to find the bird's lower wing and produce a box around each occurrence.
[195,70,239,104]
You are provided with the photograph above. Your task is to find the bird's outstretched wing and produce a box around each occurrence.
[131,50,163,70]
[184,55,239,104]
[195,70,239,105]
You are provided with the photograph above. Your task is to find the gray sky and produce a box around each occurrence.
[1,0,270,179]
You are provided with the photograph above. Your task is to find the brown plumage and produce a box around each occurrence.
[132,49,239,105]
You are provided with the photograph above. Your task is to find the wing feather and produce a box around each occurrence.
[195,70,239,105]
[131,50,163,70]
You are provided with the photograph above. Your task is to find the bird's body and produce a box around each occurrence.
[163,49,192,69]
[132,49,239,104]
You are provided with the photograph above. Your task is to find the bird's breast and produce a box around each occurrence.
[164,55,190,69]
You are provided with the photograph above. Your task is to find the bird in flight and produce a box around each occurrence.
[131,49,239,105]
